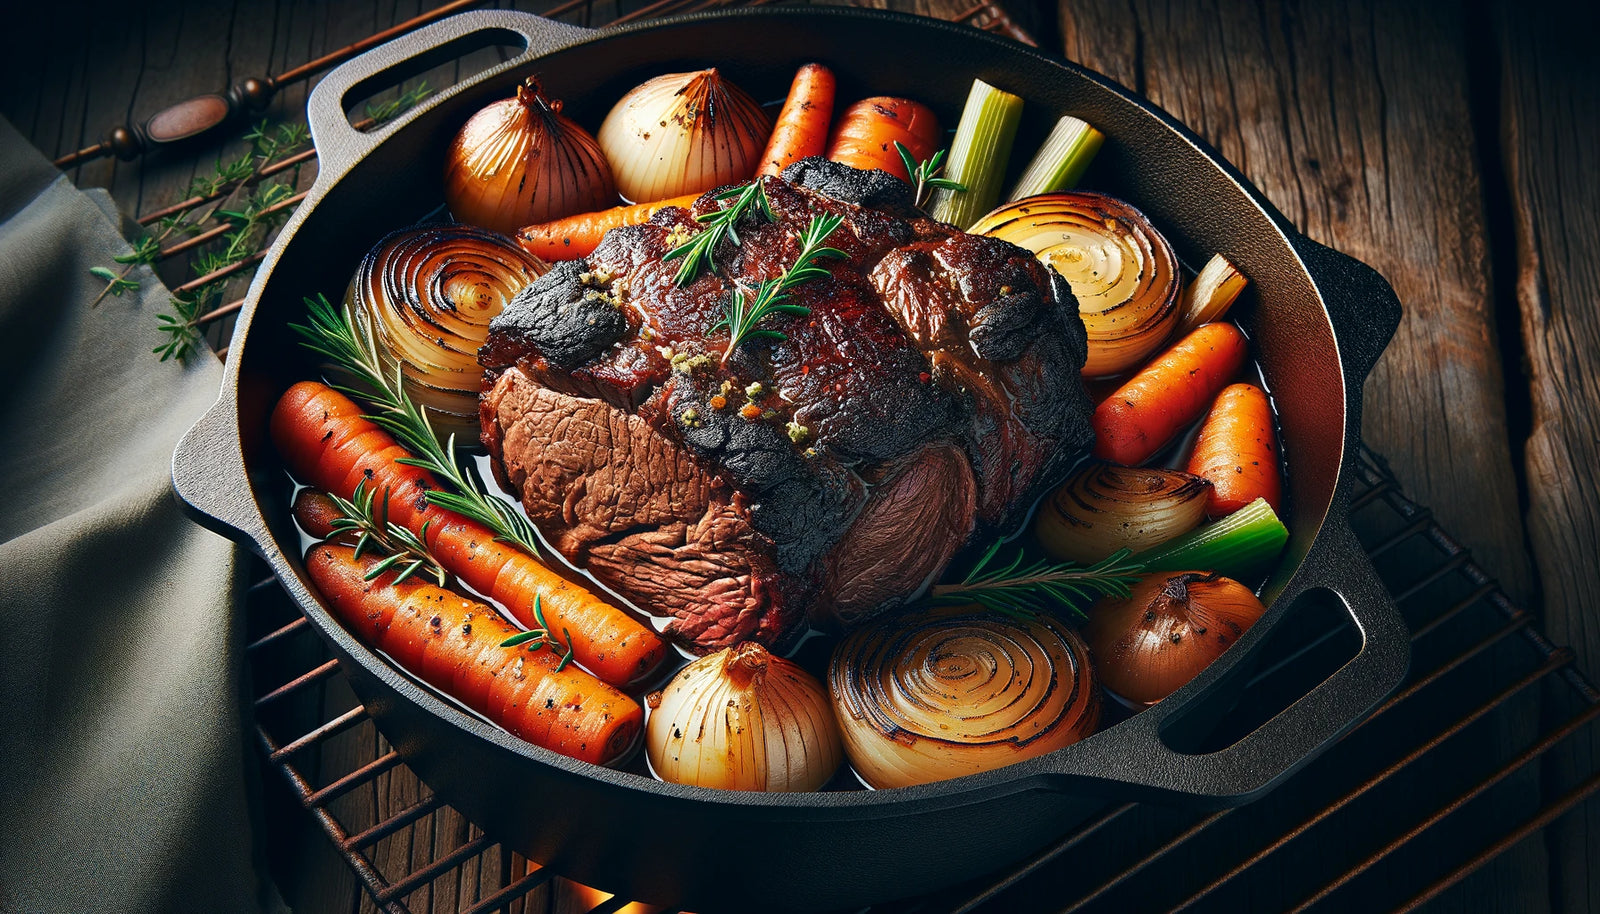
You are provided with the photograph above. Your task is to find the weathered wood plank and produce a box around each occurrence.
[1494,2,1600,913]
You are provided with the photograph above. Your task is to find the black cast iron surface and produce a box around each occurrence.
[174,8,1407,911]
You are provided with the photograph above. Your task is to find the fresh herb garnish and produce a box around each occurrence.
[499,594,576,671]
[290,293,544,558]
[929,541,1144,620]
[712,213,845,361]
[663,182,774,285]
[895,142,966,209]
[324,479,449,586]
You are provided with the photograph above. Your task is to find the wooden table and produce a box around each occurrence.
[4,0,1596,911]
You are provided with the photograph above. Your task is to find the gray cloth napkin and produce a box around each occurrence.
[0,116,283,914]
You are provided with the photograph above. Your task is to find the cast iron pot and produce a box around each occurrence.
[172,9,1408,912]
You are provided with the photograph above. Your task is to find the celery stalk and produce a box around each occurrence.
[1008,115,1105,200]
[1134,498,1289,579]
[929,79,1024,230]
[1176,253,1249,334]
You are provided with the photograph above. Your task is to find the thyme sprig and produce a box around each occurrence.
[290,294,544,558]
[712,212,845,361]
[663,182,774,285]
[895,142,966,209]
[326,479,448,586]
[930,541,1144,620]
[498,594,576,671]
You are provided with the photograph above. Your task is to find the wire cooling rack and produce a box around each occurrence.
[247,446,1600,914]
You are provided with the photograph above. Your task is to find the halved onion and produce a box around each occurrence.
[597,69,771,204]
[346,226,547,438]
[830,604,1100,788]
[971,192,1180,377]
[1035,462,1210,564]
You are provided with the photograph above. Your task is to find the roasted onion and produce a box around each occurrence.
[346,226,547,438]
[1035,462,1210,564]
[971,192,1180,377]
[830,605,1100,789]
[647,642,841,792]
[444,77,617,234]
[1082,572,1266,707]
[597,69,771,204]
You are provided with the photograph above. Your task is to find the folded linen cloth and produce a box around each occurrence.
[0,115,283,914]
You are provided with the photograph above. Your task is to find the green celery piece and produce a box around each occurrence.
[929,78,1025,230]
[1135,497,1289,579]
[1008,114,1105,200]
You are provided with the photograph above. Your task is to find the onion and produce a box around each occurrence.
[1035,462,1210,564]
[646,642,841,792]
[829,605,1100,789]
[1082,572,1266,707]
[346,226,547,438]
[971,192,1180,377]
[597,69,771,204]
[444,77,617,234]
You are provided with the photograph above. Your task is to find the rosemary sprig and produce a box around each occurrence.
[895,142,966,209]
[712,212,845,361]
[929,541,1144,619]
[498,594,576,671]
[290,293,544,558]
[365,82,434,124]
[663,182,774,285]
[325,479,449,586]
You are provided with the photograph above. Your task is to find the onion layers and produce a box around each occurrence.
[1035,462,1210,564]
[830,605,1100,788]
[971,192,1180,377]
[598,69,771,204]
[346,225,547,438]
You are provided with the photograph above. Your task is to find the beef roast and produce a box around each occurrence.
[481,158,1093,652]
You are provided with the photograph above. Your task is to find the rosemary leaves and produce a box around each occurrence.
[712,212,845,360]
[663,181,774,285]
[326,480,449,586]
[895,142,966,210]
[929,541,1144,619]
[498,594,576,671]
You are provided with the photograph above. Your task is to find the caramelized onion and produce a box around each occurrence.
[830,605,1100,788]
[971,192,1180,377]
[1082,572,1266,707]
[1035,462,1210,564]
[346,226,547,438]
[647,642,841,792]
[444,77,617,234]
[597,69,771,204]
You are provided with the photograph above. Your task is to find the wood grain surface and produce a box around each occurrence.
[3,0,1598,912]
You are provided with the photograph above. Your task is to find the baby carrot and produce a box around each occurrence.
[759,63,837,177]
[826,97,941,180]
[1186,382,1283,517]
[1091,323,1249,466]
[516,192,700,261]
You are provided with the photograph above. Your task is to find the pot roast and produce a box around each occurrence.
[480,159,1094,652]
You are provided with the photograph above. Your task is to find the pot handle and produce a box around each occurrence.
[1294,235,1403,383]
[171,393,269,554]
[304,10,593,177]
[1038,516,1409,805]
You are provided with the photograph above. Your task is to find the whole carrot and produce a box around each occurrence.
[271,381,667,687]
[759,64,837,177]
[1092,322,1249,466]
[1186,382,1283,517]
[304,543,643,765]
[826,97,941,180]
[516,192,700,261]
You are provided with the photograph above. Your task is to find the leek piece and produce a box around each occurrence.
[1177,253,1249,334]
[1134,497,1289,579]
[1008,115,1105,200]
[929,79,1025,230]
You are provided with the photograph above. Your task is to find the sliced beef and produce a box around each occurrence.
[483,163,1092,652]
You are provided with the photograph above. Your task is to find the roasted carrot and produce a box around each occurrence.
[1092,322,1249,466]
[305,543,643,765]
[826,97,941,181]
[291,488,344,539]
[271,381,667,687]
[1186,382,1283,517]
[515,192,701,261]
[759,64,837,177]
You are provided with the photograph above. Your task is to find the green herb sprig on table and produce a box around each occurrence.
[895,142,966,209]
[929,541,1144,619]
[326,479,449,586]
[712,212,845,362]
[498,594,576,671]
[663,181,774,285]
[290,294,544,559]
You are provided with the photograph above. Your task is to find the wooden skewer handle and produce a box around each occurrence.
[56,77,276,169]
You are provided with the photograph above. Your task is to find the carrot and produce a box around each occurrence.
[271,381,668,687]
[291,488,344,539]
[516,192,701,261]
[826,97,941,180]
[1091,322,1249,466]
[1186,382,1283,517]
[304,543,643,765]
[759,64,837,177]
